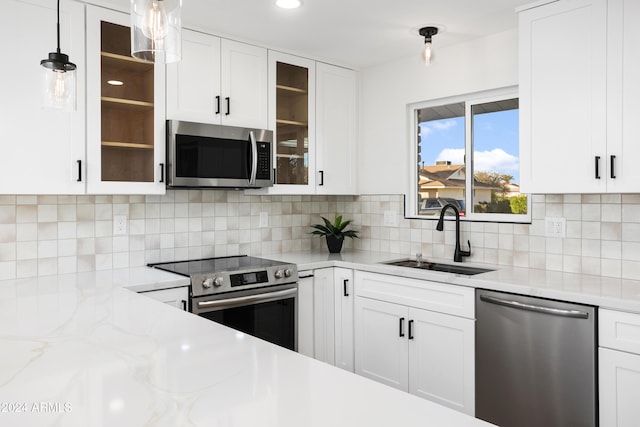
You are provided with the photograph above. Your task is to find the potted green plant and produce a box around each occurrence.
[310,215,359,253]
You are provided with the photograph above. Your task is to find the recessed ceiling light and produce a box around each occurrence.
[275,0,302,9]
[107,80,124,86]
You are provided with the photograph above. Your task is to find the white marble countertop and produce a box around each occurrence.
[265,250,640,315]
[0,266,492,427]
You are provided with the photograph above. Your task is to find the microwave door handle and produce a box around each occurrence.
[249,130,258,186]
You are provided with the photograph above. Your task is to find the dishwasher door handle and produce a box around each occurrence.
[479,294,590,319]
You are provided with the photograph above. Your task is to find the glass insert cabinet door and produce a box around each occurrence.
[274,60,312,185]
[86,5,165,194]
[100,21,155,182]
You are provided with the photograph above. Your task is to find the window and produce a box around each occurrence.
[409,88,530,222]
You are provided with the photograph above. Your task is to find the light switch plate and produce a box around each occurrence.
[544,216,566,238]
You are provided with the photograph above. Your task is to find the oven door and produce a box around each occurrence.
[192,283,297,351]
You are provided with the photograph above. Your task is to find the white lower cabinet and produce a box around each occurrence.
[296,267,354,372]
[333,267,354,372]
[297,271,315,357]
[354,271,475,416]
[138,287,189,311]
[599,309,640,427]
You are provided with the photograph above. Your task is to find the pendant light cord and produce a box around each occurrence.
[56,0,61,53]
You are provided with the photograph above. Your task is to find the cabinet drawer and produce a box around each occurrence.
[600,309,640,354]
[354,271,474,319]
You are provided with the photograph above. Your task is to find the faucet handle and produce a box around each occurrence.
[460,240,471,257]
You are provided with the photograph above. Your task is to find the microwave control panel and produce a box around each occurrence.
[256,142,271,180]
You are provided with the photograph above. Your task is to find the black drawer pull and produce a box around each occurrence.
[399,317,405,337]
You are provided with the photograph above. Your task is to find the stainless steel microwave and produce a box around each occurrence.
[166,120,273,189]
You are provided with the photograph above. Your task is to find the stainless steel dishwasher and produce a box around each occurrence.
[475,289,597,427]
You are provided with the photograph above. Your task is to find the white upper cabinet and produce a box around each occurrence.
[316,63,358,195]
[519,0,607,194]
[268,51,317,194]
[606,0,640,193]
[166,29,221,124]
[0,0,86,194]
[167,30,268,129]
[252,52,358,195]
[86,5,166,194]
[520,0,640,193]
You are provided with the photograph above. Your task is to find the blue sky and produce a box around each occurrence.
[419,108,520,183]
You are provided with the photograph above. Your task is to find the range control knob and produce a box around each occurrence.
[284,268,293,278]
[274,269,284,279]
[202,278,213,289]
[213,276,224,287]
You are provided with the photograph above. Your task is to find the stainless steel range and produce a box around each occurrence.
[149,255,298,350]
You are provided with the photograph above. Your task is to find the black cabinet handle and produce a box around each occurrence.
[215,95,220,115]
[595,156,601,179]
[159,163,165,183]
[181,300,187,311]
[76,160,82,182]
[399,317,405,337]
[610,155,616,179]
[319,170,324,186]
[343,279,349,297]
[225,97,230,116]
[408,320,414,340]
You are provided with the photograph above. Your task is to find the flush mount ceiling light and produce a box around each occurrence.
[275,0,302,9]
[419,26,439,66]
[40,0,77,111]
[131,0,182,63]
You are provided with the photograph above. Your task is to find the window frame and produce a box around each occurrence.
[406,86,531,223]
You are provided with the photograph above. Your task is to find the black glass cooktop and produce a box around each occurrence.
[148,255,286,277]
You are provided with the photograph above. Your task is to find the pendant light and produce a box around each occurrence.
[131,0,182,63]
[40,0,76,111]
[419,26,439,66]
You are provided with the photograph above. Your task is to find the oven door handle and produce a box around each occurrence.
[197,287,296,311]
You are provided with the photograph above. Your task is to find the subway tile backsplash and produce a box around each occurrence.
[0,192,638,281]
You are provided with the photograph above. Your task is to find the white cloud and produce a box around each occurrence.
[435,148,465,164]
[474,148,519,172]
[435,148,519,173]
[420,119,458,138]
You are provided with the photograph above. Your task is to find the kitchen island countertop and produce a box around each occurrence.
[0,266,493,427]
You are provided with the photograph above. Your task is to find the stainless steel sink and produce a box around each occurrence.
[381,259,494,276]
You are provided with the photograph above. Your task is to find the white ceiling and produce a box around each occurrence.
[106,0,530,69]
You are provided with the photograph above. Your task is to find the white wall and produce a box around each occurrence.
[358,29,519,195]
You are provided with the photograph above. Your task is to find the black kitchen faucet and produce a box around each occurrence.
[436,203,471,263]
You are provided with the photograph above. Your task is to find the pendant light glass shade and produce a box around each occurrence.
[40,0,77,111]
[41,56,76,111]
[131,0,182,63]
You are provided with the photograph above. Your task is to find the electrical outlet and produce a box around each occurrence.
[259,212,269,228]
[544,216,566,238]
[113,215,128,235]
[383,211,398,226]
